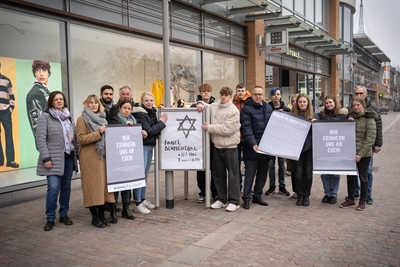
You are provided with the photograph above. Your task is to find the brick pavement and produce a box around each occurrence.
[0,112,399,267]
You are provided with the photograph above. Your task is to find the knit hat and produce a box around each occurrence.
[270,87,282,96]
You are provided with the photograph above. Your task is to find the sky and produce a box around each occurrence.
[353,0,400,68]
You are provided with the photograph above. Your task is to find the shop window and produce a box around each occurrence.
[0,8,64,172]
[204,14,230,50]
[171,2,202,44]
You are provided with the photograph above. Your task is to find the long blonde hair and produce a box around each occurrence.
[292,93,314,120]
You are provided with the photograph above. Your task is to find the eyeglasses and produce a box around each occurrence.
[253,93,263,97]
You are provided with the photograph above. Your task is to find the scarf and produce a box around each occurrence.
[81,107,108,158]
[142,105,157,125]
[99,98,114,114]
[117,112,137,125]
[49,107,75,154]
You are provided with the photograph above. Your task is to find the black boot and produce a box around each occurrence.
[98,205,110,226]
[121,201,135,220]
[92,214,106,228]
[296,196,303,206]
[109,203,118,224]
[302,196,310,206]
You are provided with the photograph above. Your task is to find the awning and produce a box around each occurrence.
[353,33,390,63]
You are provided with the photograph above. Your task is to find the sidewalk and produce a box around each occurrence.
[1,112,399,267]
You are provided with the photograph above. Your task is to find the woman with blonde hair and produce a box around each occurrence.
[76,94,116,228]
[133,92,168,214]
[291,93,318,207]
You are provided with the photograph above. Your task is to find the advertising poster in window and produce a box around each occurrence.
[105,125,145,192]
[0,56,61,173]
[170,63,197,106]
[159,108,204,170]
[258,111,311,160]
[312,121,357,175]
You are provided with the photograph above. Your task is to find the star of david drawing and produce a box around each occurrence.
[176,115,196,138]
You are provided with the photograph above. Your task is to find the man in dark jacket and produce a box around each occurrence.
[265,87,291,196]
[240,85,273,209]
[349,85,383,204]
[99,85,118,122]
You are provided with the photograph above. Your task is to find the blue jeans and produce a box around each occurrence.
[321,174,340,197]
[242,159,268,201]
[133,145,153,202]
[353,150,374,200]
[45,153,74,221]
[268,157,286,188]
[114,190,130,203]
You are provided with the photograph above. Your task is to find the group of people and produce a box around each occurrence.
[36,85,167,231]
[35,81,382,231]
[194,83,381,212]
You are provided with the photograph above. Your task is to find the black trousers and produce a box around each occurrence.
[293,150,313,197]
[346,157,370,201]
[197,142,217,198]
[0,111,15,164]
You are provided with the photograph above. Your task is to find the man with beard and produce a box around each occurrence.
[99,85,118,122]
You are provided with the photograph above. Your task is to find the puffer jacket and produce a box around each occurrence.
[133,105,166,147]
[36,109,78,176]
[319,107,348,121]
[350,110,377,158]
[240,98,273,160]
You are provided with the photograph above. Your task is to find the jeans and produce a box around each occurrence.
[45,153,74,221]
[133,145,153,202]
[353,149,374,200]
[321,174,340,197]
[346,157,370,201]
[293,150,313,197]
[242,159,269,201]
[114,190,130,203]
[268,156,286,188]
[212,147,240,205]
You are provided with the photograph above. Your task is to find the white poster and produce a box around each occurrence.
[312,121,357,175]
[105,125,146,192]
[159,108,204,170]
[258,111,311,160]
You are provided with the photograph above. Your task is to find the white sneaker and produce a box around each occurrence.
[225,203,240,212]
[142,199,155,209]
[134,203,150,214]
[211,200,227,209]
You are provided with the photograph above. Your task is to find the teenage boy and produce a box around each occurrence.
[197,87,241,211]
[265,87,291,196]
[191,84,217,202]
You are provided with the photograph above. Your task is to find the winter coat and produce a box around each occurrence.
[232,90,252,111]
[268,100,291,112]
[133,105,166,147]
[318,107,348,121]
[36,110,78,176]
[201,100,240,149]
[26,82,51,136]
[298,112,319,152]
[350,110,377,158]
[76,116,114,208]
[240,98,273,160]
[347,97,382,148]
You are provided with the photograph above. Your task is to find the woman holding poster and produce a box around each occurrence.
[291,94,318,207]
[133,92,167,214]
[340,97,376,211]
[76,95,116,228]
[109,100,148,220]
[319,95,348,205]
[36,91,78,231]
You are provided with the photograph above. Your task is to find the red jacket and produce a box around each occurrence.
[232,90,251,111]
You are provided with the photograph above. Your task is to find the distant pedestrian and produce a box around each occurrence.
[36,91,78,231]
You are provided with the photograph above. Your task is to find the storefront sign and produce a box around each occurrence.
[265,29,289,54]
[258,111,311,160]
[105,125,146,192]
[312,121,357,175]
[159,108,204,170]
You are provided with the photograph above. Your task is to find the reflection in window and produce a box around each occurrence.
[171,2,202,44]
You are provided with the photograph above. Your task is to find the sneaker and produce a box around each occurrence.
[339,199,356,208]
[356,200,366,211]
[366,197,374,205]
[291,192,298,199]
[211,200,227,209]
[322,195,330,203]
[225,203,240,212]
[142,199,155,209]
[329,196,337,204]
[197,196,205,203]
[279,187,290,196]
[265,186,276,196]
[59,216,73,225]
[134,203,150,214]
